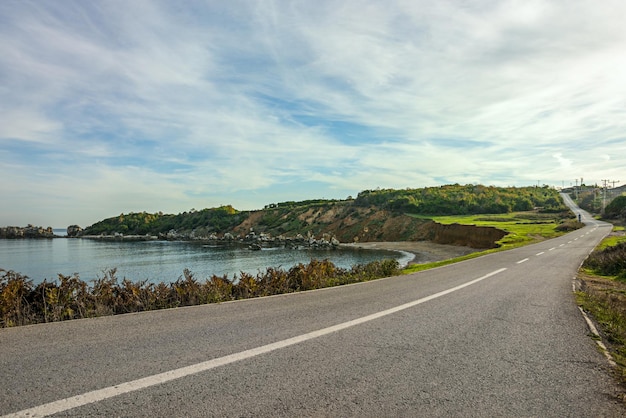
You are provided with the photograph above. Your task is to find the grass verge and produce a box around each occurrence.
[576,272,626,387]
[576,227,626,388]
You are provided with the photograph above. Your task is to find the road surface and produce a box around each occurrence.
[1,197,624,416]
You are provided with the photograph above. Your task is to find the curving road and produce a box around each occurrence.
[1,196,624,417]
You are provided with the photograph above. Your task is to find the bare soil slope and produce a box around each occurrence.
[233,203,506,249]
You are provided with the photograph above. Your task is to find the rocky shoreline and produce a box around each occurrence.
[1,224,481,267]
[0,225,56,239]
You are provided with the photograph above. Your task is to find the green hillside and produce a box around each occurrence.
[80,185,567,239]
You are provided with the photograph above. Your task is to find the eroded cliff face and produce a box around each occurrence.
[232,204,507,249]
[332,214,507,249]
[427,222,507,249]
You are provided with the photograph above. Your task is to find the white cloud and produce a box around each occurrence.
[1,0,626,226]
[0,109,63,142]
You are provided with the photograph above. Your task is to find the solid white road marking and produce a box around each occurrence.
[577,307,617,368]
[3,268,508,418]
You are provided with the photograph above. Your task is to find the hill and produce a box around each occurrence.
[79,185,569,249]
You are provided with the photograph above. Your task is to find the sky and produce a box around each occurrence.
[1,0,625,228]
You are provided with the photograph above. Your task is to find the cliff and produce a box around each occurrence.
[427,222,507,249]
[77,203,507,249]
[232,203,507,249]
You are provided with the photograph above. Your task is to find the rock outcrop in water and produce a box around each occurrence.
[66,225,83,237]
[0,225,55,238]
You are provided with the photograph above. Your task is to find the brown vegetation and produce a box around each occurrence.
[0,259,400,327]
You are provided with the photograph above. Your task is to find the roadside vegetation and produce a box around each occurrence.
[0,259,399,328]
[576,226,626,385]
[572,187,626,386]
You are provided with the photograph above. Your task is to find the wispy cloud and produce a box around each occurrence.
[1,0,625,226]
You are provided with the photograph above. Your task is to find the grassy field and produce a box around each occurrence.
[597,228,626,250]
[429,211,574,247]
[403,211,577,274]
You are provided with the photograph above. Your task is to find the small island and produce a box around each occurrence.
[0,225,57,239]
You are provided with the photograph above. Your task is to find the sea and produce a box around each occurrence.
[0,229,413,285]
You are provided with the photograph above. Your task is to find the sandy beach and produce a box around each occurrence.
[342,241,480,265]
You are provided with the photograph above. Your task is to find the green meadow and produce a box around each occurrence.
[596,226,626,250]
[403,211,579,274]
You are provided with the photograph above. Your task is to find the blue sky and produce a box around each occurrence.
[1,0,625,227]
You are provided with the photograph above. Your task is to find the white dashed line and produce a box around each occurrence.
[536,252,545,256]
[517,258,529,264]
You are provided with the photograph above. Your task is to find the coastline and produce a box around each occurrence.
[342,241,480,266]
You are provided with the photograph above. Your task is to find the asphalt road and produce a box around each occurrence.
[2,199,625,417]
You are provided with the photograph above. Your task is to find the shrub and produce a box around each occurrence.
[0,270,34,327]
[0,258,401,328]
[584,242,626,280]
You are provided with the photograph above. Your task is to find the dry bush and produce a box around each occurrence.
[1,259,400,328]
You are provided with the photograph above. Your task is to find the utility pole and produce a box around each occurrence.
[601,179,610,215]
[608,180,621,207]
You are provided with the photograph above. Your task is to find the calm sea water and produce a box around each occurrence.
[0,230,412,285]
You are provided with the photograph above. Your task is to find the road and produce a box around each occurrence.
[1,197,624,417]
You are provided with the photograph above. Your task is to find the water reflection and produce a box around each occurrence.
[0,239,407,285]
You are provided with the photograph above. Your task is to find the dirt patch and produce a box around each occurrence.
[232,210,265,235]
[428,222,507,249]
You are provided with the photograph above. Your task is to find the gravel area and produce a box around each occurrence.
[341,241,480,265]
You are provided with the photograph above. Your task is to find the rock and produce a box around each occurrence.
[67,225,83,237]
[0,225,55,239]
